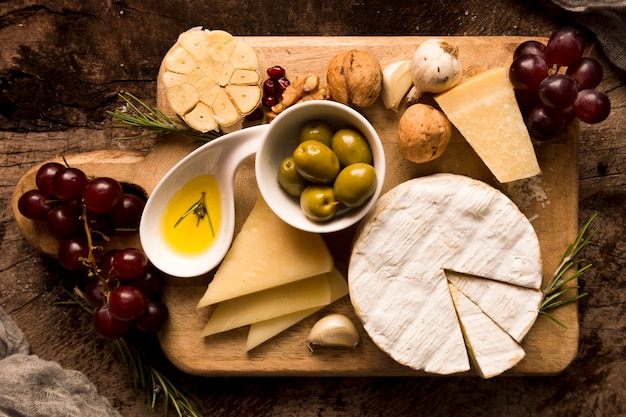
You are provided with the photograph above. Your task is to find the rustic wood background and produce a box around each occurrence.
[1,0,624,416]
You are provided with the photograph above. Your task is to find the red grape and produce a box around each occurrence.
[113,248,149,278]
[94,307,131,339]
[57,237,90,270]
[135,300,169,333]
[108,193,145,231]
[45,204,83,239]
[18,189,54,220]
[545,27,584,67]
[509,54,549,91]
[525,103,565,141]
[52,167,88,201]
[108,285,147,321]
[87,213,115,241]
[99,249,120,280]
[513,40,547,61]
[538,74,578,110]
[82,177,123,214]
[127,266,163,297]
[35,162,65,196]
[85,278,106,308]
[566,57,603,90]
[574,89,611,124]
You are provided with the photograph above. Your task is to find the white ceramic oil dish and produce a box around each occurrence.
[139,124,266,278]
[141,101,385,278]
[255,100,386,233]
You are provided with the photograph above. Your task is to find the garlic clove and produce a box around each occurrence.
[306,313,360,351]
[381,60,414,112]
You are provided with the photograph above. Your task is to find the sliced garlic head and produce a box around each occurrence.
[161,27,262,132]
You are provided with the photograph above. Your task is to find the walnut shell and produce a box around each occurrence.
[327,50,382,107]
[397,103,452,164]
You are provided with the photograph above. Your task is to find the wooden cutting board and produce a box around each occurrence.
[11,36,579,377]
[156,36,580,376]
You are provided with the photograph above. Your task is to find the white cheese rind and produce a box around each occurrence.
[446,271,542,342]
[449,283,526,378]
[349,173,542,375]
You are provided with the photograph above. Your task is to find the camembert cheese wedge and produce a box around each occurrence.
[349,173,542,377]
[197,197,333,307]
[434,67,541,183]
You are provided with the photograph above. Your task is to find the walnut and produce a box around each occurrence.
[326,50,382,107]
[397,103,452,164]
[268,73,330,119]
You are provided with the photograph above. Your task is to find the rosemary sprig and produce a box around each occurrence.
[56,285,204,417]
[174,192,215,237]
[539,213,597,326]
[107,91,220,141]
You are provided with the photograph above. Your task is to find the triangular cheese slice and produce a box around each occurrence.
[201,272,332,337]
[446,271,542,342]
[197,197,333,307]
[434,67,541,183]
[449,282,525,378]
[246,267,349,351]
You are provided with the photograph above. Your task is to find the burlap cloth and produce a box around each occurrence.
[0,307,120,417]
[550,0,626,71]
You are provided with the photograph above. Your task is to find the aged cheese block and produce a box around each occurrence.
[201,272,331,337]
[197,198,333,307]
[449,283,526,378]
[245,267,349,351]
[434,67,541,183]
[349,173,543,376]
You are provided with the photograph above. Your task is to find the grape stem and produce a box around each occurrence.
[78,205,112,296]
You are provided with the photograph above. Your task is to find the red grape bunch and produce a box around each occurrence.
[17,162,168,339]
[509,27,611,141]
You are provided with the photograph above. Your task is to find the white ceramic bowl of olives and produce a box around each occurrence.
[256,100,386,233]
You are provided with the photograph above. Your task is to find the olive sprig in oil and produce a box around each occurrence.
[174,192,215,237]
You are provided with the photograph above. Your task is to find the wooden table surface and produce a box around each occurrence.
[1,1,625,416]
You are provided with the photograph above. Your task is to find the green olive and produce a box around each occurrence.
[331,128,373,166]
[333,163,377,208]
[300,185,338,222]
[277,156,309,197]
[298,120,334,147]
[293,140,340,184]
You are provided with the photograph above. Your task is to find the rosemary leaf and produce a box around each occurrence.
[107,91,221,141]
[540,213,597,327]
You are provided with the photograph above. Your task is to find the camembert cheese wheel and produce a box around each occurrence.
[349,173,543,377]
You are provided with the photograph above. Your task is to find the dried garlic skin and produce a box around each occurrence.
[327,50,382,107]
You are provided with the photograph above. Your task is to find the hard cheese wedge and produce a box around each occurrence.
[197,197,333,307]
[434,67,541,183]
[246,267,349,351]
[201,272,332,337]
[449,283,526,379]
[349,173,542,377]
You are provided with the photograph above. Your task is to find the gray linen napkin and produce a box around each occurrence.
[0,307,121,417]
[550,0,626,70]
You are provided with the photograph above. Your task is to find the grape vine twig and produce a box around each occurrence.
[539,212,597,327]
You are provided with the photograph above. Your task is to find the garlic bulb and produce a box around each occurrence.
[407,39,462,102]
[307,313,360,351]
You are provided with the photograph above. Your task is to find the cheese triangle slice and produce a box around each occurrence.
[246,267,349,351]
[449,282,525,378]
[201,272,332,337]
[434,67,540,183]
[446,271,542,342]
[197,197,333,307]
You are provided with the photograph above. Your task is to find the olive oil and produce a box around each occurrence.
[161,174,221,255]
